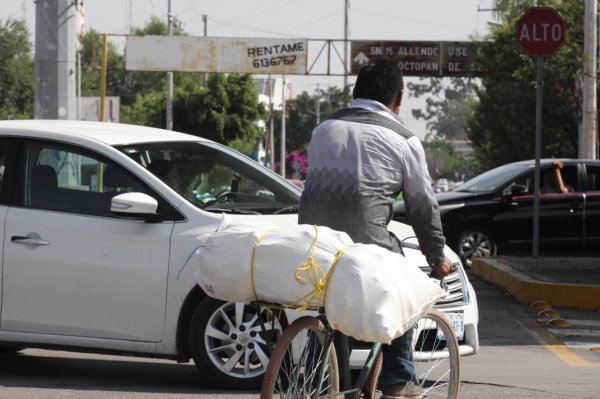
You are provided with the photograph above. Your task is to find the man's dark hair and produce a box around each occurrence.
[353,59,404,105]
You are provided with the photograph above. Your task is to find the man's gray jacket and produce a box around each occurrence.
[298,98,446,267]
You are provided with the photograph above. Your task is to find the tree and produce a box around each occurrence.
[0,19,34,119]
[468,0,585,170]
[274,85,352,155]
[79,28,129,101]
[126,73,267,145]
[422,138,472,181]
[409,77,478,141]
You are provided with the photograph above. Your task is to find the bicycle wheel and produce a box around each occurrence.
[412,309,460,399]
[261,316,339,399]
[361,350,382,399]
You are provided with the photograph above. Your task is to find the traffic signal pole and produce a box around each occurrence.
[580,0,597,159]
[532,56,543,258]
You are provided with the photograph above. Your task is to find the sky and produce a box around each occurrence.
[2,0,498,137]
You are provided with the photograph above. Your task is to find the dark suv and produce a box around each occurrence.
[393,159,600,267]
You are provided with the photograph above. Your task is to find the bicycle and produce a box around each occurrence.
[259,290,460,398]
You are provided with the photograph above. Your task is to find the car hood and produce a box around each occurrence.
[394,190,479,215]
[224,214,461,267]
[435,190,480,203]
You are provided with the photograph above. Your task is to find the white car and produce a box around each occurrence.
[0,120,478,389]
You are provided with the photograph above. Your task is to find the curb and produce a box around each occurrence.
[471,257,600,310]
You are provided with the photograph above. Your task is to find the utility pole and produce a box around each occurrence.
[35,0,78,120]
[343,0,349,105]
[166,0,174,130]
[127,0,133,32]
[268,75,275,169]
[280,76,287,177]
[580,0,597,159]
[202,14,208,86]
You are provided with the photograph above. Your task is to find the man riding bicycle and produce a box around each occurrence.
[298,59,453,399]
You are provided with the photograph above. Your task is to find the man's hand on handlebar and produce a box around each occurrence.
[430,256,454,279]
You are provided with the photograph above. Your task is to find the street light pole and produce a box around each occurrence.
[166,0,174,130]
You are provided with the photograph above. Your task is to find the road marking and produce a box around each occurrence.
[548,328,600,338]
[515,319,599,368]
[564,319,600,328]
[563,341,600,350]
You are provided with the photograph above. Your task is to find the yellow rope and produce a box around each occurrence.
[250,224,347,311]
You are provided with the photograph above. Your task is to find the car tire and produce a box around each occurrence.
[188,297,287,389]
[457,227,497,268]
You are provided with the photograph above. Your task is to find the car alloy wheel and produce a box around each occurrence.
[189,297,286,389]
[457,229,496,268]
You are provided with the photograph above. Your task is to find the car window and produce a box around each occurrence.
[117,141,300,213]
[586,165,600,192]
[21,142,145,217]
[455,163,531,193]
[0,141,9,200]
[500,164,578,195]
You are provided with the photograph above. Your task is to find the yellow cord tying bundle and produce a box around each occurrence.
[249,224,347,311]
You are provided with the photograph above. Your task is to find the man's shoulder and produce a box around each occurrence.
[324,107,414,140]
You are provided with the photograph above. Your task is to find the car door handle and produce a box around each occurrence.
[11,236,51,246]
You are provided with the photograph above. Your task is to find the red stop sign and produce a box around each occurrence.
[516,7,566,57]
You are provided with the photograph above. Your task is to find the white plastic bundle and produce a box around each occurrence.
[324,243,445,343]
[194,221,445,343]
[194,221,352,306]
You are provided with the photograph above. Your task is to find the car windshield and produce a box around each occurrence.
[115,141,301,214]
[454,163,532,193]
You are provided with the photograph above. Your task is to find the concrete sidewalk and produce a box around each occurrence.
[471,256,600,310]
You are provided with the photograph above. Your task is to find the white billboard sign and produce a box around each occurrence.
[125,36,308,75]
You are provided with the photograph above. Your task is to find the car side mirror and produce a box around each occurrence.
[111,192,159,219]
[510,184,529,196]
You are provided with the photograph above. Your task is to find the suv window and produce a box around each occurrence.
[22,142,145,217]
[586,165,600,192]
[500,164,578,195]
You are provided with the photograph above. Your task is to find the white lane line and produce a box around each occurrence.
[565,319,600,328]
[548,328,600,338]
[563,341,600,349]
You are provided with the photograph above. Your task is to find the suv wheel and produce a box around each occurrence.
[457,228,497,268]
[188,297,286,389]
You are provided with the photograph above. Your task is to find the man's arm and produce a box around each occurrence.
[401,138,452,277]
[552,160,568,193]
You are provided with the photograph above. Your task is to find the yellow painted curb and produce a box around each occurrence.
[472,258,600,310]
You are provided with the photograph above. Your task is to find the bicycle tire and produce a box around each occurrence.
[412,309,460,399]
[261,316,339,399]
[361,350,382,399]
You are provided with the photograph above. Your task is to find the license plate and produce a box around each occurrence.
[438,312,464,341]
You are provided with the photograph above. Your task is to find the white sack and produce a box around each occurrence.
[324,244,445,343]
[194,221,352,306]
[252,224,352,307]
[193,223,272,303]
[194,221,445,343]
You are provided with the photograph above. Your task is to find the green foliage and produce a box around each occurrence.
[409,78,478,141]
[469,0,584,170]
[422,137,473,180]
[124,73,266,145]
[79,18,182,106]
[0,19,34,119]
[274,85,352,156]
